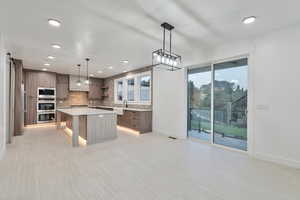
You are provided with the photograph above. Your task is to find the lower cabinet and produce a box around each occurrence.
[25,97,37,125]
[117,110,152,133]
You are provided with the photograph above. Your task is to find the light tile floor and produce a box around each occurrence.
[0,126,299,200]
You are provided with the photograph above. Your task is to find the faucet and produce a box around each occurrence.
[123,99,128,108]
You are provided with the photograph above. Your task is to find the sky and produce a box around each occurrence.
[189,65,248,90]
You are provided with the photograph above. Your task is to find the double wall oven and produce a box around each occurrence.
[37,88,56,123]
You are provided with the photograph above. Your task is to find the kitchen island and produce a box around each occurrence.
[57,108,117,147]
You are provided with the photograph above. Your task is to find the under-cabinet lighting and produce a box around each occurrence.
[65,127,87,146]
[117,126,140,136]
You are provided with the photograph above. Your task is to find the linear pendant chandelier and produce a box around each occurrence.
[152,22,182,71]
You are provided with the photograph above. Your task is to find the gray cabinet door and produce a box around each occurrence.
[25,71,38,97]
[25,97,37,125]
[56,83,69,99]
[87,114,117,145]
[88,78,102,99]
[37,72,56,88]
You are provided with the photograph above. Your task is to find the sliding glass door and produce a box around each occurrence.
[213,58,248,150]
[188,58,248,151]
[188,66,212,142]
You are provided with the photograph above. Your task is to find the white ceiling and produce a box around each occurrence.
[1,0,300,77]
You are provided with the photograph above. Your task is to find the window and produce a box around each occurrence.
[127,78,135,101]
[114,71,151,105]
[139,75,151,101]
[117,80,123,101]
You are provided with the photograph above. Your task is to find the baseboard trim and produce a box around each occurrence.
[153,129,187,139]
[254,152,300,169]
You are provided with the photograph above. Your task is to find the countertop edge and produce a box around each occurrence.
[89,106,152,112]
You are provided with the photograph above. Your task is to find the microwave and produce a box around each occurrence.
[38,88,56,98]
[37,101,56,112]
[37,112,56,123]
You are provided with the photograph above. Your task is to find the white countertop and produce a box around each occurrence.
[57,108,116,116]
[90,106,152,112]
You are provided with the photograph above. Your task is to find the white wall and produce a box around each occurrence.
[0,33,7,159]
[211,24,300,168]
[153,23,300,168]
[152,67,187,139]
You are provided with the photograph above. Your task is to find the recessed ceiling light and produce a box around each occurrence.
[44,63,50,66]
[243,16,256,24]
[97,70,103,73]
[89,74,94,77]
[48,19,61,27]
[47,56,55,60]
[121,60,129,64]
[51,44,61,49]
[123,70,127,73]
[108,66,113,69]
[42,68,48,71]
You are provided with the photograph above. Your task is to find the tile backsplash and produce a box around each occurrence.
[57,91,89,107]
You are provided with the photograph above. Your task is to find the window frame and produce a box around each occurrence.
[114,71,152,105]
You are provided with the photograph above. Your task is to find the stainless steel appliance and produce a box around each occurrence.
[38,88,56,98]
[37,87,56,123]
[37,112,56,123]
[37,101,56,112]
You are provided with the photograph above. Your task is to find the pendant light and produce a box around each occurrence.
[85,58,90,84]
[152,22,182,71]
[76,64,82,86]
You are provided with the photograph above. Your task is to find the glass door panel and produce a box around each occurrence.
[213,58,248,150]
[188,66,212,141]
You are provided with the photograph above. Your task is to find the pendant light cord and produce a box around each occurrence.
[163,27,166,51]
[77,64,81,82]
[86,58,90,82]
[170,30,172,55]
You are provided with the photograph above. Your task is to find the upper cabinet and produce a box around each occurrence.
[56,74,69,99]
[69,75,89,91]
[25,70,56,97]
[25,71,38,97]
[88,78,103,99]
[37,72,56,88]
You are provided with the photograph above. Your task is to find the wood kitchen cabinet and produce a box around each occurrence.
[25,96,37,125]
[56,74,69,99]
[25,70,38,97]
[88,78,103,100]
[37,72,56,88]
[117,110,152,133]
[25,70,57,97]
[24,69,57,125]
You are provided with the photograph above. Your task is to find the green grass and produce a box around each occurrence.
[191,120,247,140]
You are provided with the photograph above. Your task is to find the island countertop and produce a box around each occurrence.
[57,107,116,116]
